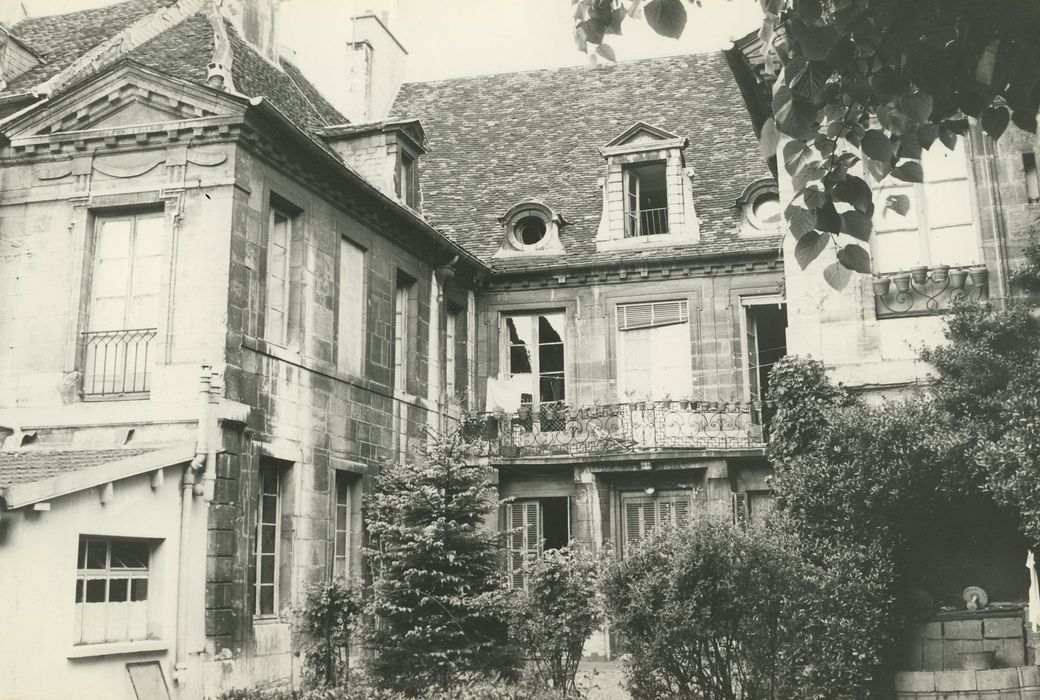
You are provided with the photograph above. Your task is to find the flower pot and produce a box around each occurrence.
[892,272,912,293]
[872,277,892,296]
[910,265,929,285]
[970,266,989,287]
[960,650,996,671]
[931,264,950,283]
[949,268,969,290]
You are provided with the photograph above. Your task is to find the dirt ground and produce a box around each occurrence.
[575,661,630,700]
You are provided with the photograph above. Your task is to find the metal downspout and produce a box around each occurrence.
[173,366,212,688]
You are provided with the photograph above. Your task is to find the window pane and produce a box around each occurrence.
[874,186,918,234]
[259,585,275,615]
[539,343,564,373]
[260,554,275,583]
[506,316,533,347]
[110,541,149,569]
[924,140,968,181]
[132,214,164,256]
[538,315,564,344]
[95,219,132,258]
[85,579,107,603]
[130,578,148,602]
[109,578,129,602]
[929,225,980,267]
[875,231,924,272]
[76,579,84,603]
[78,540,87,569]
[85,541,108,570]
[509,345,533,374]
[540,375,565,403]
[925,180,974,228]
[261,523,277,553]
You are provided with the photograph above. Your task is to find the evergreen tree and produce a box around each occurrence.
[363,434,519,696]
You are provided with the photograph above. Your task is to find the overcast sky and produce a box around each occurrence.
[25,0,762,81]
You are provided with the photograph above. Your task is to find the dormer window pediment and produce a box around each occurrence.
[493,201,566,258]
[596,122,699,250]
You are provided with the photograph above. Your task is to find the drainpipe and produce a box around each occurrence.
[173,366,212,688]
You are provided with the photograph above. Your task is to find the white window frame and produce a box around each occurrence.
[74,537,153,645]
[738,295,784,404]
[332,471,352,579]
[88,210,165,333]
[501,311,568,413]
[337,237,366,375]
[254,461,282,618]
[265,207,293,346]
[445,307,459,398]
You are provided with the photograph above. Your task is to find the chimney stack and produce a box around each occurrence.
[219,0,280,63]
[343,12,407,123]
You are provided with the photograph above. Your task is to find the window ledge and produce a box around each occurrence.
[67,639,167,659]
[597,233,699,252]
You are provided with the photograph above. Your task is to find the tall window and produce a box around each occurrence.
[332,471,352,578]
[83,211,163,397]
[337,238,366,375]
[74,538,151,644]
[253,461,281,617]
[873,139,979,272]
[445,308,459,398]
[265,208,292,346]
[616,300,691,400]
[505,498,569,590]
[393,275,415,393]
[623,161,669,236]
[503,312,566,412]
[397,150,418,208]
[621,491,691,555]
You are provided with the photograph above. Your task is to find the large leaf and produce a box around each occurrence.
[837,244,872,274]
[897,91,934,123]
[643,0,686,39]
[823,262,853,291]
[791,18,841,61]
[795,231,830,270]
[981,106,1010,140]
[789,206,817,239]
[783,139,814,175]
[804,186,828,210]
[840,210,873,241]
[792,163,826,192]
[891,161,924,183]
[815,201,842,233]
[759,118,779,160]
[773,86,819,140]
[832,175,873,213]
[861,129,896,162]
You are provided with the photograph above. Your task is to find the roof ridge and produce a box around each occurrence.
[400,50,727,88]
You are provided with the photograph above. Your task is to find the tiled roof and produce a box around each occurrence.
[391,53,778,270]
[0,447,155,489]
[7,1,344,135]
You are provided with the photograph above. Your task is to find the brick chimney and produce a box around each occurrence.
[220,0,280,63]
[344,11,406,123]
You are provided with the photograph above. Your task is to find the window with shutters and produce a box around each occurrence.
[616,300,691,400]
[621,490,692,555]
[503,312,566,414]
[872,138,981,272]
[740,298,788,405]
[265,207,294,347]
[82,210,163,398]
[623,161,669,236]
[505,497,569,590]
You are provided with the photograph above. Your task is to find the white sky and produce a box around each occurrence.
[23,0,762,102]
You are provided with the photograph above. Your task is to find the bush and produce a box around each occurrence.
[363,435,520,695]
[509,544,602,695]
[217,675,572,700]
[298,578,361,689]
[602,515,881,700]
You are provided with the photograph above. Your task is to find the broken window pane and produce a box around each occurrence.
[111,540,149,569]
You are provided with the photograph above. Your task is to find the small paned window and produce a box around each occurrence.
[445,308,460,398]
[397,150,419,209]
[265,208,293,346]
[74,538,152,645]
[503,312,566,411]
[253,462,281,617]
[333,472,352,578]
[623,161,669,237]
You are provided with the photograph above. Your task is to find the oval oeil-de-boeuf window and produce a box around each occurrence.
[515,216,547,247]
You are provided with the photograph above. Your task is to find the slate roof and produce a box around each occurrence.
[392,53,777,271]
[0,447,155,489]
[6,0,344,134]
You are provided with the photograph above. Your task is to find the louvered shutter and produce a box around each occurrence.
[658,500,672,529]
[618,300,689,331]
[672,497,690,527]
[508,501,541,590]
[732,492,750,526]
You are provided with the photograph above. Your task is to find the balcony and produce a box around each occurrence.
[460,399,768,459]
[873,265,989,318]
[625,207,670,237]
[81,328,157,399]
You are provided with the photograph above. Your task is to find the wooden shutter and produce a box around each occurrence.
[508,501,541,590]
[732,492,750,526]
[618,300,689,331]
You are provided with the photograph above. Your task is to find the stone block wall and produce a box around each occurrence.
[900,615,1028,673]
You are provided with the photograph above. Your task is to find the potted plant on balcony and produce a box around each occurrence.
[892,271,912,293]
[949,267,969,290]
[969,265,989,288]
[931,264,950,283]
[872,275,892,296]
[910,265,929,285]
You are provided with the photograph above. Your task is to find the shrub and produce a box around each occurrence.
[298,578,361,689]
[509,543,602,695]
[601,515,878,700]
[217,675,572,700]
[363,434,520,695]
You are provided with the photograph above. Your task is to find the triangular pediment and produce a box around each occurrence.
[603,121,683,149]
[2,60,247,140]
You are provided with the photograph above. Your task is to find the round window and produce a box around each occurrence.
[515,216,547,247]
[751,194,781,228]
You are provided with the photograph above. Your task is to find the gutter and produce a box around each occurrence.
[245,97,489,277]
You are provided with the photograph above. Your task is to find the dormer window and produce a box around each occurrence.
[397,150,418,208]
[597,122,698,251]
[494,202,566,258]
[624,161,670,236]
[738,179,782,236]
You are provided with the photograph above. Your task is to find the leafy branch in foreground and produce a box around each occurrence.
[573,0,1040,288]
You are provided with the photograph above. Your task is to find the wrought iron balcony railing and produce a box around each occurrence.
[81,328,157,398]
[872,265,989,318]
[460,399,768,458]
[625,207,670,237]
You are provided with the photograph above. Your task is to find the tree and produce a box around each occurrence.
[573,0,1040,288]
[363,435,520,695]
